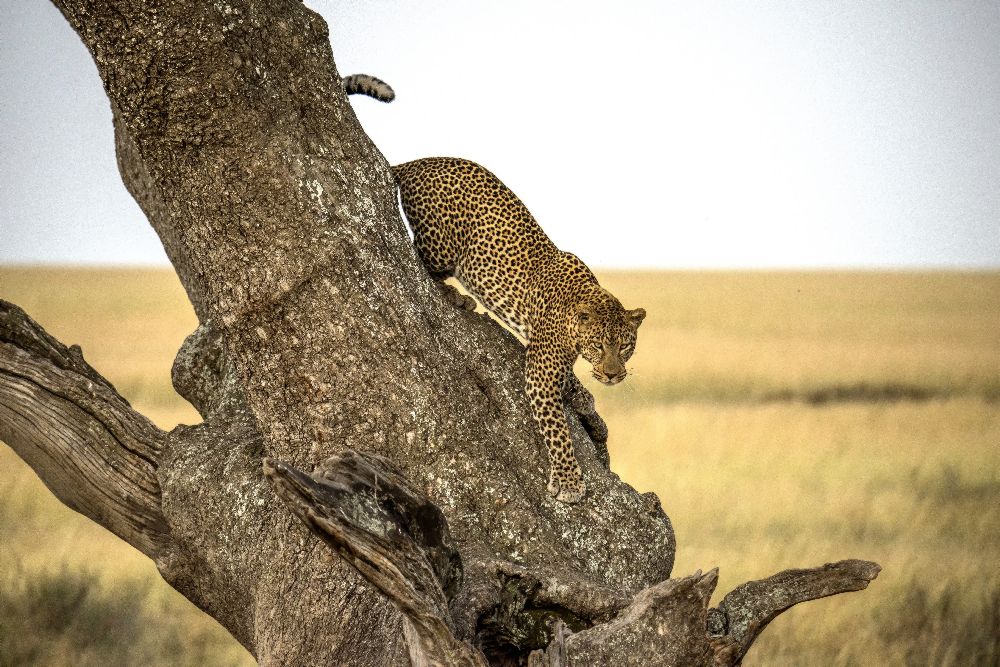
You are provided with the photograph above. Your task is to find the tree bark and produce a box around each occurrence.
[0,1,879,664]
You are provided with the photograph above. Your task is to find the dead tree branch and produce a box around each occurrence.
[707,559,882,665]
[0,300,168,557]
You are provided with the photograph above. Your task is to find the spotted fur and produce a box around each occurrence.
[394,158,646,503]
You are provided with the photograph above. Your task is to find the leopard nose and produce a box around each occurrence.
[607,370,627,385]
[600,355,626,383]
[594,369,626,385]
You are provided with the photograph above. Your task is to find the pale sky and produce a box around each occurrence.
[1,0,998,268]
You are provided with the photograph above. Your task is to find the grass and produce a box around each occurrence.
[0,564,249,667]
[595,271,1000,403]
[1,267,998,665]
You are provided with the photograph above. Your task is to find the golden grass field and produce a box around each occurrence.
[1,267,998,666]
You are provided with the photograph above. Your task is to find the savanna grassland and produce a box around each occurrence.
[1,267,997,666]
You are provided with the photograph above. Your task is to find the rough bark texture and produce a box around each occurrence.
[264,452,486,667]
[0,1,880,664]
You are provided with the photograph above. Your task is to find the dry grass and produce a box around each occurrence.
[1,267,998,665]
[595,271,1000,403]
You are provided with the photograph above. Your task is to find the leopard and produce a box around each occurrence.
[393,157,646,503]
[342,76,646,503]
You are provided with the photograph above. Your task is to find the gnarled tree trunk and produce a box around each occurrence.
[0,1,879,664]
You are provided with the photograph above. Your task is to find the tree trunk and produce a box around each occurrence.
[0,1,879,664]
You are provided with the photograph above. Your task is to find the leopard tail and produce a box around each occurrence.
[342,74,395,103]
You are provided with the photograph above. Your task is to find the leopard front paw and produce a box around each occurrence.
[547,471,586,504]
[557,484,585,504]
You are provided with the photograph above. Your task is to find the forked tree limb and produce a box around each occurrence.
[0,300,169,558]
[708,559,882,665]
[526,561,880,666]
[264,445,881,667]
[556,571,721,666]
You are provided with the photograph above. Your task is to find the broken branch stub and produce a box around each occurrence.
[527,571,720,666]
[264,451,486,667]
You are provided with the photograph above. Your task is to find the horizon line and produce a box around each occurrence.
[2,261,999,273]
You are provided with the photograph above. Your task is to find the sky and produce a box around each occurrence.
[1,0,998,268]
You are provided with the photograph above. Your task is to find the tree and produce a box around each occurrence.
[0,1,879,664]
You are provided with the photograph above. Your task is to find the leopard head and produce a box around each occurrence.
[572,293,646,385]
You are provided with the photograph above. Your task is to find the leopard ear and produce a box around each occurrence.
[628,308,646,328]
[575,303,594,325]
